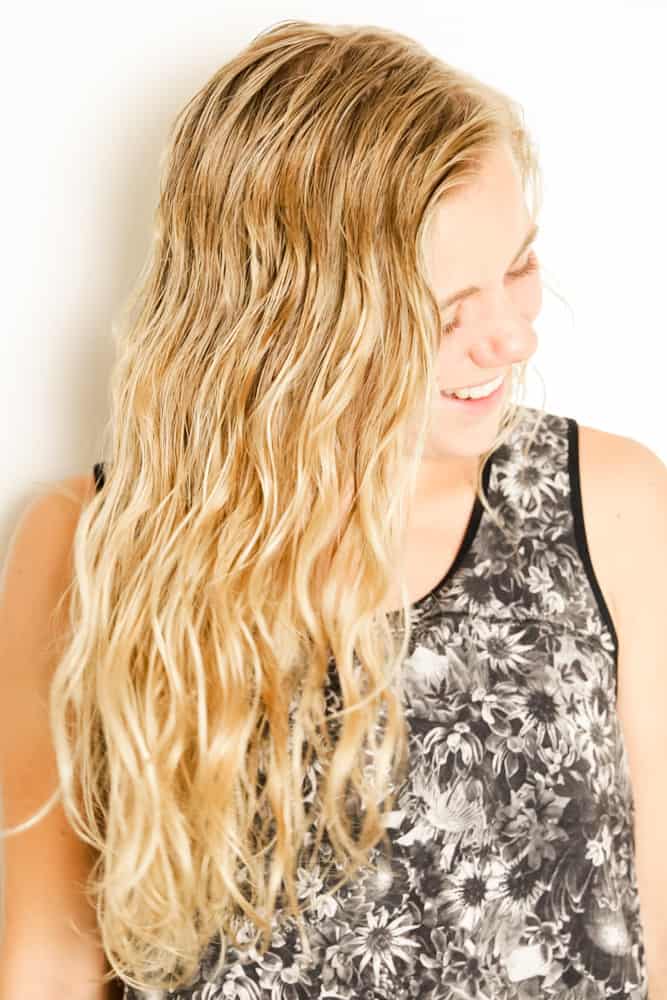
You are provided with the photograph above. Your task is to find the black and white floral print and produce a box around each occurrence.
[115,405,648,1000]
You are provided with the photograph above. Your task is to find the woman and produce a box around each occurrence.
[2,18,665,1000]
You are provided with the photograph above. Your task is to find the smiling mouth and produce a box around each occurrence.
[440,374,507,400]
[441,371,508,393]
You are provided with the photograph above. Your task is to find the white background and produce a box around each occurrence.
[2,0,665,555]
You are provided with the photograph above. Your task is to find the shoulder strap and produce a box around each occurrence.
[566,417,619,673]
[93,462,106,493]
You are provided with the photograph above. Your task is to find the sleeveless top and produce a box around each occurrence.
[93,405,649,1000]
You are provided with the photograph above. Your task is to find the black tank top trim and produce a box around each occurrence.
[566,417,620,689]
[93,461,106,492]
[408,451,494,613]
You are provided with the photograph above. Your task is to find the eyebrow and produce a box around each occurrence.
[437,222,540,311]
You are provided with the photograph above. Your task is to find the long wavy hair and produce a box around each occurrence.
[1,19,549,993]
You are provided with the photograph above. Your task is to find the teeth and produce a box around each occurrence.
[444,374,504,400]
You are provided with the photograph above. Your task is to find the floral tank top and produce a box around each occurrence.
[94,404,649,1000]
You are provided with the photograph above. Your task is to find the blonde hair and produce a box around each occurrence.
[2,19,551,993]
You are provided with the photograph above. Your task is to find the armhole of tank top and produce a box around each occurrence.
[566,417,620,699]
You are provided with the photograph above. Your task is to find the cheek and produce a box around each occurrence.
[521,274,543,317]
[434,337,448,368]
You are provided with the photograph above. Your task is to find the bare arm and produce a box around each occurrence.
[612,438,667,997]
[0,477,121,999]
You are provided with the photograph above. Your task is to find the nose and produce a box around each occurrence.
[469,288,540,368]
[461,321,538,376]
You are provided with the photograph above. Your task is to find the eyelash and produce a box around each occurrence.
[441,251,539,336]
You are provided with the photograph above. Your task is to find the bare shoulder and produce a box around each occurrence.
[0,470,98,768]
[578,422,666,490]
[2,473,97,596]
[10,471,96,531]
[577,422,666,511]
[576,421,667,626]
[577,429,667,972]
[0,468,100,817]
[0,472,111,991]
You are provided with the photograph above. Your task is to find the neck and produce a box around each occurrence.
[411,454,481,509]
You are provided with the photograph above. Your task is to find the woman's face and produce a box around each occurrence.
[411,141,543,495]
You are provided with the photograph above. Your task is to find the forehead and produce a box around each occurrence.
[426,146,532,295]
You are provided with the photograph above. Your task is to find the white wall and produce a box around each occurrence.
[2,0,665,555]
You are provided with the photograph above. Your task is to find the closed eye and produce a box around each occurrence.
[442,251,539,337]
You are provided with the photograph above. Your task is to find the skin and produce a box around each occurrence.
[409,140,542,507]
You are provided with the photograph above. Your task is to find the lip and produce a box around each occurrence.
[439,375,507,412]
